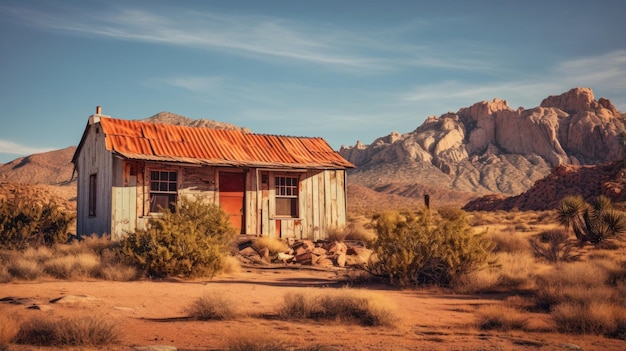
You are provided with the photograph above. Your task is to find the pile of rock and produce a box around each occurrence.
[238,239,373,268]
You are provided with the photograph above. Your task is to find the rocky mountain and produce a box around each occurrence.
[464,160,626,211]
[341,87,625,208]
[142,112,252,133]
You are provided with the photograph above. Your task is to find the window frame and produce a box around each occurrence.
[149,170,178,213]
[88,173,97,217]
[274,175,300,218]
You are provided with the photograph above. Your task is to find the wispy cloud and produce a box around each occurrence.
[0,139,54,156]
[2,5,493,74]
[398,49,626,112]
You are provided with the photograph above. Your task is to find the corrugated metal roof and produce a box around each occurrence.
[98,117,354,169]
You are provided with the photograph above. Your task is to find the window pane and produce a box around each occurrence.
[169,172,177,181]
[169,182,177,191]
[151,171,159,180]
[159,182,168,191]
[150,183,159,191]
[160,171,168,180]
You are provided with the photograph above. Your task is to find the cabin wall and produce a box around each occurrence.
[75,121,113,237]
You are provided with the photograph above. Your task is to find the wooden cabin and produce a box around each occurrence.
[71,108,355,240]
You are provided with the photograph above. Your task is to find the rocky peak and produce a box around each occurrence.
[142,112,252,133]
[540,87,620,117]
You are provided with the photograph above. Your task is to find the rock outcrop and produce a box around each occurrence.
[340,88,625,202]
[463,160,626,211]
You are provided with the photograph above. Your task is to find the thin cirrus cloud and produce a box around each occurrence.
[5,5,489,74]
[0,139,54,156]
[398,50,626,111]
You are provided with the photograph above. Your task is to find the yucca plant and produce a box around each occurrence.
[557,195,626,245]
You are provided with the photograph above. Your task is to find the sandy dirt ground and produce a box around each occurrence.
[2,266,625,351]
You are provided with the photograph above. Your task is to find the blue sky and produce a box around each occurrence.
[1,0,625,164]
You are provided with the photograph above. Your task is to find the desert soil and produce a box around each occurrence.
[2,266,625,351]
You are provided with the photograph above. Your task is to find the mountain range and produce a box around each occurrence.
[1,87,624,213]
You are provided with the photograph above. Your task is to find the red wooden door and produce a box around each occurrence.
[219,172,245,234]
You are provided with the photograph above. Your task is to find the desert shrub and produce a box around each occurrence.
[16,315,119,346]
[557,195,626,246]
[552,301,626,335]
[326,226,349,242]
[369,209,493,287]
[44,252,100,279]
[453,251,536,293]
[0,197,74,249]
[228,335,335,351]
[535,261,612,309]
[530,229,580,263]
[279,290,397,327]
[185,292,239,320]
[252,237,289,256]
[475,305,529,331]
[119,196,237,278]
[0,315,19,348]
[7,256,43,280]
[489,230,530,253]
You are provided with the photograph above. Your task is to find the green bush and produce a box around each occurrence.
[0,198,74,249]
[557,195,626,245]
[119,196,237,278]
[369,208,493,287]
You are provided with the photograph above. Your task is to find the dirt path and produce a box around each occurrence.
[2,267,625,350]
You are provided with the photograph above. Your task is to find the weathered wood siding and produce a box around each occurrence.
[75,119,113,237]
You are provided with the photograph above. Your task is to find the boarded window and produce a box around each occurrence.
[150,170,177,212]
[89,174,97,217]
[275,176,298,217]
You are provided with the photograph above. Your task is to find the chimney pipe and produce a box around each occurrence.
[96,106,102,115]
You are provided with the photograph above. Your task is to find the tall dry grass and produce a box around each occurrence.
[251,236,290,256]
[475,305,529,331]
[185,292,239,320]
[279,289,397,327]
[15,315,119,347]
[0,315,19,349]
[0,235,136,281]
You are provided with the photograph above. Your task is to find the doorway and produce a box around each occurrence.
[219,172,245,234]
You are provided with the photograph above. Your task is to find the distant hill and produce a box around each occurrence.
[464,160,626,211]
[341,87,625,210]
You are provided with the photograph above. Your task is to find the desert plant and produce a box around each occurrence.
[530,229,580,263]
[369,209,493,287]
[489,230,530,253]
[15,315,119,347]
[185,292,239,320]
[557,195,626,245]
[0,197,74,249]
[0,315,19,348]
[475,305,529,331]
[552,301,626,335]
[279,290,397,327]
[251,236,289,256]
[119,196,237,278]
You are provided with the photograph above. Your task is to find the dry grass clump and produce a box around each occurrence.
[279,289,397,327]
[185,292,239,320]
[251,237,290,256]
[552,302,626,335]
[535,261,611,308]
[0,315,19,348]
[0,235,137,281]
[453,251,536,293]
[228,333,335,351]
[488,230,530,253]
[15,315,119,347]
[475,305,529,331]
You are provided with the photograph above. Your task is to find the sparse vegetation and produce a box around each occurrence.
[279,290,397,327]
[475,305,529,331]
[369,208,493,287]
[530,229,580,263]
[15,315,119,347]
[185,292,239,320]
[0,197,74,249]
[0,236,137,281]
[119,196,237,278]
[251,236,290,256]
[557,195,626,246]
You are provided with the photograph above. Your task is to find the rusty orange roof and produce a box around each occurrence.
[83,116,354,169]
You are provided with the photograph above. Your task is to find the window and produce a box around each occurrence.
[89,174,97,216]
[275,176,299,217]
[150,170,177,212]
